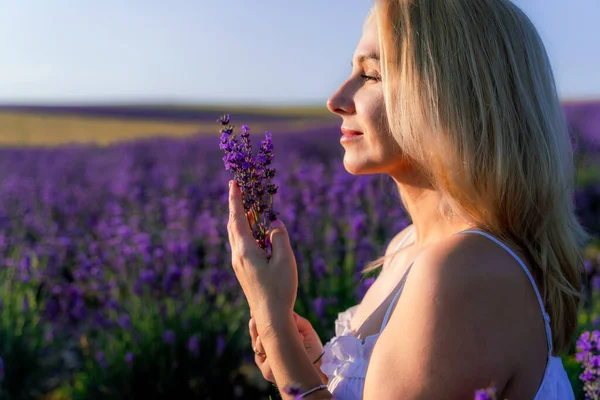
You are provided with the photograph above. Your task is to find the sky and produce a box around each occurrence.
[0,0,598,106]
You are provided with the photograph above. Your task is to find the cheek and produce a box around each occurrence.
[359,93,387,132]
[367,102,395,147]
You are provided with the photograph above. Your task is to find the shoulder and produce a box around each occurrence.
[402,232,526,333]
[410,231,521,289]
[363,232,528,398]
[381,224,414,264]
[411,232,535,303]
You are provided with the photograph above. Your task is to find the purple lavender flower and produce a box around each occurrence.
[474,386,497,400]
[217,114,230,125]
[187,335,200,357]
[576,330,600,397]
[312,297,327,320]
[0,357,4,382]
[584,259,594,274]
[118,314,132,330]
[162,329,176,345]
[356,277,376,301]
[124,352,134,366]
[216,335,226,356]
[218,114,279,254]
[96,351,108,369]
[283,383,303,398]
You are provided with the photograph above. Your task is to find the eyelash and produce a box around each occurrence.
[361,74,381,82]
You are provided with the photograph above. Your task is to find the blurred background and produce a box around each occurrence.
[0,1,598,399]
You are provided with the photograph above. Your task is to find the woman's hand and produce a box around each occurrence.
[250,311,326,384]
[227,180,298,337]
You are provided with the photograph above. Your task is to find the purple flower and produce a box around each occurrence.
[96,351,108,369]
[356,277,376,300]
[283,383,303,397]
[580,369,594,382]
[0,357,4,382]
[187,335,200,357]
[162,329,176,345]
[312,257,327,279]
[216,335,226,356]
[218,115,279,254]
[163,265,182,293]
[575,330,600,397]
[118,314,132,330]
[474,387,497,400]
[124,352,134,366]
[217,114,230,125]
[312,297,327,320]
[584,259,594,274]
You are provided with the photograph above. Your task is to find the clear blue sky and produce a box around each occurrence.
[0,0,598,106]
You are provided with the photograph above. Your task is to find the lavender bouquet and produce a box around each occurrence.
[218,114,279,256]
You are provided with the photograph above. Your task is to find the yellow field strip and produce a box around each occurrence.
[0,112,335,147]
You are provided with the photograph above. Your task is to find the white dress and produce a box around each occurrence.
[319,228,575,399]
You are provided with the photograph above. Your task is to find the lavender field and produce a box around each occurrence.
[0,103,599,399]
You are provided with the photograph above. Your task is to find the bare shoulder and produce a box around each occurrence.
[382,224,414,258]
[413,231,534,291]
[363,232,531,399]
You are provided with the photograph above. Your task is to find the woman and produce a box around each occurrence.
[227,0,588,398]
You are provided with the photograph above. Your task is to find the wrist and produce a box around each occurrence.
[258,313,296,344]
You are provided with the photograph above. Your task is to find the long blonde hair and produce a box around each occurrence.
[362,0,589,354]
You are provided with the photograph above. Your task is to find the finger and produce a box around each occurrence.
[254,335,267,361]
[247,210,255,227]
[249,317,258,347]
[255,335,264,353]
[294,312,309,327]
[268,220,293,264]
[294,312,312,334]
[227,181,254,256]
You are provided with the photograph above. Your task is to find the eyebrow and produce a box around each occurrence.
[351,52,380,67]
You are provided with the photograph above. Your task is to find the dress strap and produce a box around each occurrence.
[378,226,415,333]
[454,230,553,354]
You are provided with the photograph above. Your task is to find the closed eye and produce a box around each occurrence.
[361,74,381,82]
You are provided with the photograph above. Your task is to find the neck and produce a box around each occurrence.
[393,179,475,247]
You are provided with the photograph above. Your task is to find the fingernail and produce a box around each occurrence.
[299,333,304,341]
[271,220,283,229]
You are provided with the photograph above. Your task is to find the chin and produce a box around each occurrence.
[342,156,382,175]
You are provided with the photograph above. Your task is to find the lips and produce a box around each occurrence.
[341,127,364,136]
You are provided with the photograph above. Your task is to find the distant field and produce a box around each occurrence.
[0,104,335,123]
[0,105,337,147]
[0,101,598,148]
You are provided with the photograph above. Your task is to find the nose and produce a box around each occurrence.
[326,81,356,116]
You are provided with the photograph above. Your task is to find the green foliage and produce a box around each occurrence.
[0,269,71,399]
[71,293,271,399]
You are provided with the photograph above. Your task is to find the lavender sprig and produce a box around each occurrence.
[576,330,600,399]
[474,386,498,400]
[219,114,279,255]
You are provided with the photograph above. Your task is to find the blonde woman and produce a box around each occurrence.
[227,0,588,398]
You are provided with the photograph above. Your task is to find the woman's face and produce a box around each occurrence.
[326,17,404,176]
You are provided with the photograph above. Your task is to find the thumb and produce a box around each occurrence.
[294,312,313,331]
[269,220,293,262]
